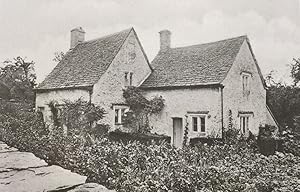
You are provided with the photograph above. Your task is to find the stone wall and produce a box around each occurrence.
[222,40,268,135]
[35,89,90,124]
[92,30,152,128]
[144,87,222,144]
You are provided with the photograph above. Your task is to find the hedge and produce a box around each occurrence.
[0,100,300,191]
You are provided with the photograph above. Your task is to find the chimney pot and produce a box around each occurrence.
[159,30,171,51]
[70,27,85,49]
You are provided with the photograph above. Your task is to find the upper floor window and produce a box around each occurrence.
[191,115,206,133]
[124,72,133,86]
[242,72,251,97]
[129,72,133,86]
[124,72,128,86]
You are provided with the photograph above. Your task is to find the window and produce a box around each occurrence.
[37,106,45,121]
[114,106,129,125]
[129,72,133,86]
[192,117,198,131]
[191,115,206,133]
[124,72,128,86]
[242,73,251,96]
[124,72,133,86]
[240,115,250,136]
[200,116,205,132]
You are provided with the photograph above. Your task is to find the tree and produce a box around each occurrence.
[266,70,300,132]
[291,58,300,86]
[0,56,36,102]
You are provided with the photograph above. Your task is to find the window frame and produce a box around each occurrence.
[239,114,251,136]
[129,72,133,86]
[113,105,129,125]
[190,114,207,133]
[124,72,129,86]
[241,72,251,96]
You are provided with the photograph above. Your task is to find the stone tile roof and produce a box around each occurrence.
[36,28,132,90]
[141,35,247,88]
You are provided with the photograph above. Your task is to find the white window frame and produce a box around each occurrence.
[114,105,129,125]
[190,115,207,133]
[241,72,251,96]
[239,114,251,136]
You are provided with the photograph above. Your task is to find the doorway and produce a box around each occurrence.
[173,118,183,148]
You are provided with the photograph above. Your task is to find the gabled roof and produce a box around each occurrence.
[36,28,133,90]
[141,35,247,88]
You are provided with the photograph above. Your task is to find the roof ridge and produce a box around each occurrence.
[170,35,247,50]
[82,27,133,44]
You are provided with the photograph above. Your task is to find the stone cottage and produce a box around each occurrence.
[35,27,278,147]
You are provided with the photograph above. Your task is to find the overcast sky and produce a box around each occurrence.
[0,0,300,83]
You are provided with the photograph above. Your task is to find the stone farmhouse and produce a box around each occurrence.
[35,27,278,147]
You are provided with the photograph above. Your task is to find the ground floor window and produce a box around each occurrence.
[37,106,45,121]
[114,105,129,125]
[191,115,206,133]
[240,115,250,136]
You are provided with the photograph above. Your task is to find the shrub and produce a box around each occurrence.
[281,129,300,156]
[1,100,300,192]
[257,124,278,156]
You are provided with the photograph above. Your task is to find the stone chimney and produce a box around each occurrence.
[159,30,171,51]
[70,27,85,49]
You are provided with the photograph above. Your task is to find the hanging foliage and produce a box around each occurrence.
[183,115,189,147]
[48,100,60,127]
[123,86,165,133]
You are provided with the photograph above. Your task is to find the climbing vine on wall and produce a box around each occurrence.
[228,109,233,130]
[123,86,165,133]
[183,115,189,147]
[48,100,60,127]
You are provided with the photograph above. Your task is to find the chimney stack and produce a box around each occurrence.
[159,30,171,51]
[70,27,85,49]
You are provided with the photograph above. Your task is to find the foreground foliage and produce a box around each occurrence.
[0,100,299,192]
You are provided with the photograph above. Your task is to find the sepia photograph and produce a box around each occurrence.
[0,0,299,191]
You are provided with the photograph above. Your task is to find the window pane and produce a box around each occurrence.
[115,109,119,124]
[121,109,126,124]
[242,117,245,133]
[124,72,128,86]
[192,117,198,131]
[129,73,133,86]
[200,117,205,132]
[240,117,242,130]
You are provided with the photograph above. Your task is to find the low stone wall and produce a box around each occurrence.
[0,141,114,192]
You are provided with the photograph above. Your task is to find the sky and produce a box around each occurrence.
[0,0,300,83]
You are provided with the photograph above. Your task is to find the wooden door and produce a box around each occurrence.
[173,118,183,148]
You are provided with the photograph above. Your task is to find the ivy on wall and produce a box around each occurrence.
[123,86,164,133]
[183,115,189,147]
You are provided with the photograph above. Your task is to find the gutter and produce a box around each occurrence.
[140,83,224,90]
[34,85,93,93]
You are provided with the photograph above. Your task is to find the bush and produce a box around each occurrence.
[1,100,300,191]
[281,129,300,156]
